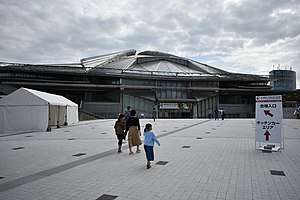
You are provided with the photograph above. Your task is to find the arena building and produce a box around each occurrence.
[0,50,292,119]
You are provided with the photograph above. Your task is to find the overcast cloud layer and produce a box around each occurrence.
[1,0,299,88]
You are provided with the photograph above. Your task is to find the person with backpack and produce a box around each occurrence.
[114,114,126,153]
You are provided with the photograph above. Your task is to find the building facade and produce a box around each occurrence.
[0,50,287,119]
[269,69,296,90]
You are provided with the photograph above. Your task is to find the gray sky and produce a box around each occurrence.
[1,0,299,88]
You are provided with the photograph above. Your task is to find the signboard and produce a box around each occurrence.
[255,95,282,146]
[160,103,191,109]
[160,103,179,109]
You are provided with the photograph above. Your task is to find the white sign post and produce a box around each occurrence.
[255,95,283,151]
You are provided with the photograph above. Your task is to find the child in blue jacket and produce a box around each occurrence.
[143,123,160,169]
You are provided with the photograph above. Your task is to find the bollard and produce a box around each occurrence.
[46,126,51,132]
[46,117,51,132]
[64,115,68,126]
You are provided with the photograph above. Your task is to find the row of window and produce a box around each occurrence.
[1,72,246,90]
[121,79,218,88]
[0,72,218,88]
[156,89,188,99]
[0,72,54,79]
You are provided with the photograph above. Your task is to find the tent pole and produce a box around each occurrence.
[47,104,51,132]
[57,106,60,128]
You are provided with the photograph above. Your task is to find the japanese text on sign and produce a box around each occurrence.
[255,95,282,144]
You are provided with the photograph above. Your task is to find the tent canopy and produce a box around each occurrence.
[0,88,78,134]
[0,87,77,107]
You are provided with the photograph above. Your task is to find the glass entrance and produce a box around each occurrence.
[159,109,192,118]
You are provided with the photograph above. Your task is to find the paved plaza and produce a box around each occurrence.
[0,118,299,200]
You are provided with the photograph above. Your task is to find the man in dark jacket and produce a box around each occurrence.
[124,106,132,139]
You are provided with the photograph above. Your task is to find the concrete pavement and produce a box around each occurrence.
[0,119,299,200]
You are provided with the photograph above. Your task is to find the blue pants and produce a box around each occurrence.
[144,145,154,161]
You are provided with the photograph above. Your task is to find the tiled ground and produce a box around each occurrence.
[0,119,299,200]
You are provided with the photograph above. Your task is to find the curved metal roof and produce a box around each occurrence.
[82,50,230,77]
[0,50,270,82]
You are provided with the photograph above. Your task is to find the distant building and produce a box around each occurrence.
[1,50,293,119]
[269,69,296,90]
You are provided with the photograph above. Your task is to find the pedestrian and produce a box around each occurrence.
[294,105,300,119]
[220,108,225,120]
[124,106,132,139]
[208,108,212,119]
[214,107,219,120]
[143,123,160,169]
[114,114,126,153]
[126,110,142,154]
[124,106,132,122]
[152,108,157,122]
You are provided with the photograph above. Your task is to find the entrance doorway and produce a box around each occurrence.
[159,109,192,118]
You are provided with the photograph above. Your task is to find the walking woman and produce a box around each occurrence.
[126,110,142,154]
[114,114,126,153]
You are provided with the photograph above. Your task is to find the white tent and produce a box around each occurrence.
[0,88,78,134]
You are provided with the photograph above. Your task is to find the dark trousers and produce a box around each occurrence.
[144,145,154,161]
[215,114,219,120]
[117,134,125,145]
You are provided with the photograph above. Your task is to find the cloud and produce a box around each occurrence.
[0,0,299,88]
